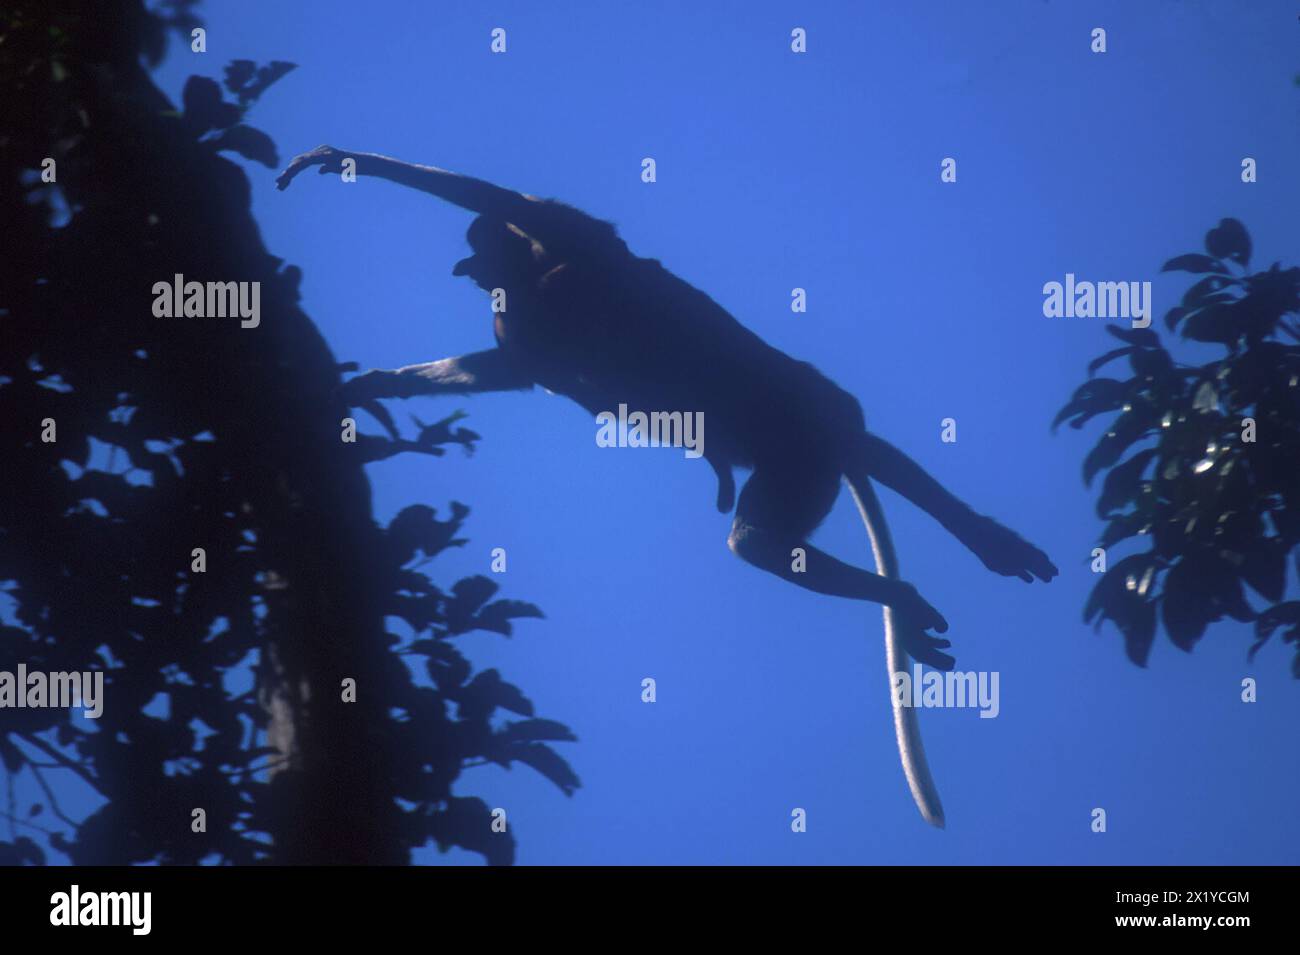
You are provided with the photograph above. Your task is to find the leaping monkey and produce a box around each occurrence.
[277,145,1058,827]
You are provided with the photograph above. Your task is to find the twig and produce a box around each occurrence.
[28,763,80,830]
[16,732,99,791]
[0,809,59,838]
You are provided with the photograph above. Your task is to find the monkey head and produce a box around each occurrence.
[452,216,547,292]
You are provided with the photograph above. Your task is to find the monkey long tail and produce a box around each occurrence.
[844,472,946,829]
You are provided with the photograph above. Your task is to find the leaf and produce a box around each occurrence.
[1084,553,1160,666]
[1122,599,1158,666]
[1181,275,1238,309]
[1215,573,1256,624]
[461,669,534,718]
[1254,602,1300,643]
[1181,304,1237,344]
[0,836,46,866]
[1087,346,1134,376]
[1129,346,1172,378]
[208,125,279,168]
[446,575,499,617]
[1052,377,1129,433]
[1161,558,1213,651]
[428,797,514,866]
[1083,409,1153,486]
[222,60,257,95]
[469,599,545,636]
[1100,510,1149,549]
[508,743,581,796]
[243,61,297,106]
[423,641,472,691]
[360,398,399,441]
[221,60,298,106]
[1104,325,1160,348]
[0,736,23,774]
[1083,553,1156,625]
[1191,379,1219,413]
[1161,253,1228,274]
[501,718,577,744]
[1096,448,1156,518]
[386,504,467,565]
[411,411,479,455]
[1204,218,1251,267]
[1241,542,1287,603]
[181,76,240,133]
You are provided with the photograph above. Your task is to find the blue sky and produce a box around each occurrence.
[139,0,1300,863]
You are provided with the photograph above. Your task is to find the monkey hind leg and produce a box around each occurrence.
[727,464,853,589]
[725,466,945,633]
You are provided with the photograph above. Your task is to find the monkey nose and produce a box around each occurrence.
[452,257,474,277]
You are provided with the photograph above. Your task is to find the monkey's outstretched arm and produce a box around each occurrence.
[278,145,539,222]
[338,349,534,405]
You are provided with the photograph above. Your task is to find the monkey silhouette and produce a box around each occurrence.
[278,146,1058,826]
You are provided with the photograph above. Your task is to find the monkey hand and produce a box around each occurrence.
[890,581,948,635]
[888,584,955,669]
[897,621,957,671]
[276,144,348,191]
[964,514,1059,584]
[335,368,412,405]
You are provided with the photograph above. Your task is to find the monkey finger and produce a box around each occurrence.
[909,644,957,671]
[902,606,948,635]
[276,148,330,190]
[275,158,311,190]
[334,371,382,404]
[918,603,949,634]
[896,583,948,634]
[275,163,312,190]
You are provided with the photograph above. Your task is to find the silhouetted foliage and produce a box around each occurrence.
[1057,219,1300,676]
[0,0,575,865]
